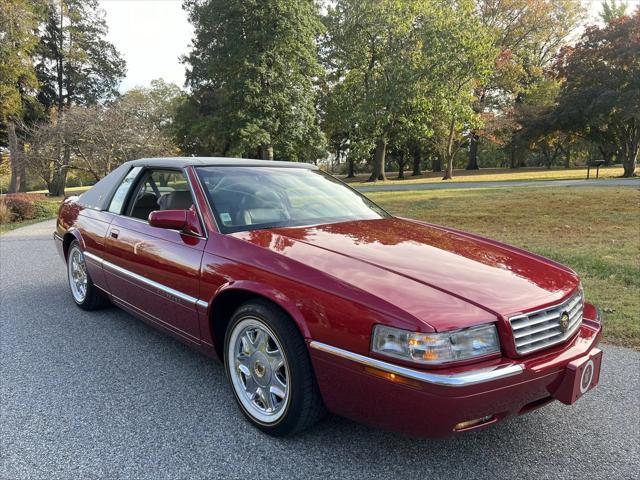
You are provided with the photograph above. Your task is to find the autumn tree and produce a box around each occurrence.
[0,0,41,192]
[182,0,326,161]
[468,0,584,170]
[26,97,177,189]
[553,10,639,177]
[34,0,125,195]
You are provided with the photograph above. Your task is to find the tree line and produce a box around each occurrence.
[1,0,638,196]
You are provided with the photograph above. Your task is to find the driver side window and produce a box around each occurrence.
[126,169,195,221]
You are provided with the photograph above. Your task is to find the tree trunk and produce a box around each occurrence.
[347,157,355,178]
[431,156,442,172]
[7,121,27,193]
[542,146,552,169]
[466,133,479,170]
[599,146,614,166]
[442,155,453,180]
[50,145,71,197]
[397,152,405,180]
[622,152,637,177]
[411,147,421,176]
[260,143,274,160]
[333,147,341,172]
[159,173,169,187]
[621,133,638,177]
[367,138,387,182]
[442,120,456,180]
[509,143,519,169]
[564,146,571,169]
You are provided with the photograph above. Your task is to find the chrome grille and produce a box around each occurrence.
[509,290,583,355]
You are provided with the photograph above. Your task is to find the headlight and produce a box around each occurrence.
[371,323,500,365]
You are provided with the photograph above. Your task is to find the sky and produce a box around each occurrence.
[99,0,639,92]
[99,0,193,91]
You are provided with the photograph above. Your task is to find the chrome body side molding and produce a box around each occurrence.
[82,251,205,308]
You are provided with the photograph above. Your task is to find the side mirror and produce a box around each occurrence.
[148,207,204,236]
[148,209,187,230]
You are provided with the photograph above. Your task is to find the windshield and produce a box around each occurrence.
[196,167,390,233]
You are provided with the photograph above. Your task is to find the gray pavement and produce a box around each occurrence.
[1,220,639,479]
[355,177,640,192]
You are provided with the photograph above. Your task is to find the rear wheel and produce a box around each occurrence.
[67,241,109,310]
[224,300,325,436]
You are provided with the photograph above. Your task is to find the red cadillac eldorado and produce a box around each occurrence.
[54,157,603,437]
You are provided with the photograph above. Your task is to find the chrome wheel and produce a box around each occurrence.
[227,318,290,424]
[68,246,88,303]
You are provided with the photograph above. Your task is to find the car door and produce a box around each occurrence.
[59,166,142,293]
[102,168,206,342]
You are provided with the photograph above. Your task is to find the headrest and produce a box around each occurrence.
[159,190,193,210]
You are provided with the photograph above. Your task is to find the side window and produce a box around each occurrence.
[108,166,143,214]
[126,169,195,221]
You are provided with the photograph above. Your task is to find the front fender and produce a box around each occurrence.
[66,227,86,250]
[56,227,85,261]
[207,280,311,338]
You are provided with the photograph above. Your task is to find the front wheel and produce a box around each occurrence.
[224,300,325,436]
[67,241,109,310]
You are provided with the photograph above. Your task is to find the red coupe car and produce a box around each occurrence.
[54,158,603,437]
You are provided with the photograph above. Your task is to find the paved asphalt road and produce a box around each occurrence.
[355,177,640,192]
[1,220,639,480]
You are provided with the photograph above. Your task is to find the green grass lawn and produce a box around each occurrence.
[368,186,640,349]
[343,165,629,186]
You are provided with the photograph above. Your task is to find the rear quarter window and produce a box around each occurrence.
[107,166,143,214]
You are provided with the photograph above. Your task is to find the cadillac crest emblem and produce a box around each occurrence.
[559,311,571,332]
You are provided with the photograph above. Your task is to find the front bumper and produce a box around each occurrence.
[53,232,65,260]
[309,303,603,437]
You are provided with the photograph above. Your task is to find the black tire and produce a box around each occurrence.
[224,299,325,436]
[66,240,110,311]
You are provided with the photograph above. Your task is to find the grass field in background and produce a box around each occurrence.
[369,186,640,349]
[23,166,631,194]
[342,165,628,185]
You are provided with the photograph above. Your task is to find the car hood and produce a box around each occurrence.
[231,218,579,330]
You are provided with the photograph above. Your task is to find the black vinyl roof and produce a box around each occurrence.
[77,157,316,211]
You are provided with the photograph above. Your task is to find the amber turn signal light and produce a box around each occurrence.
[363,366,423,388]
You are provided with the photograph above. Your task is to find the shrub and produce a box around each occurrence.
[0,174,9,194]
[2,193,45,221]
[0,200,11,224]
[34,199,60,219]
